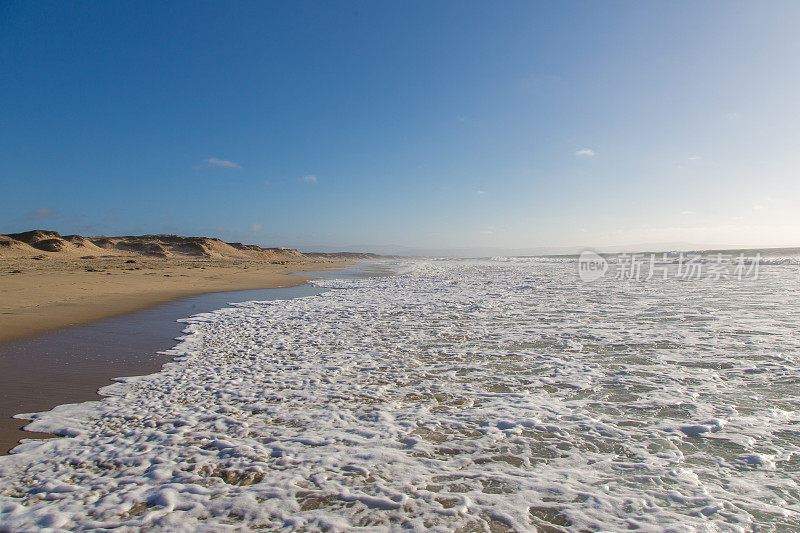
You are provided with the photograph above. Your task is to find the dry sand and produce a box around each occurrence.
[0,255,349,343]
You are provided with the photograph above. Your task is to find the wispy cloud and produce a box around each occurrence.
[680,210,694,216]
[753,204,764,211]
[575,148,596,157]
[688,155,701,161]
[248,223,263,232]
[204,157,241,168]
[476,190,486,195]
[299,174,317,183]
[26,206,58,220]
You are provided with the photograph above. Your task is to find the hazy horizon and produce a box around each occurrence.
[3,2,800,251]
[6,227,800,258]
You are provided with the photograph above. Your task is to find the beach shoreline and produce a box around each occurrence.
[0,255,352,344]
[0,259,366,454]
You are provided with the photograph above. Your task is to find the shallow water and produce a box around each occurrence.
[0,258,798,531]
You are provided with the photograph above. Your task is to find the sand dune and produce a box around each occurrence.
[1,230,385,261]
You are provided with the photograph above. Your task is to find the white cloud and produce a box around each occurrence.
[476,190,486,195]
[248,223,263,233]
[688,156,701,161]
[575,148,596,157]
[753,204,764,210]
[299,174,317,183]
[204,157,240,168]
[680,210,694,215]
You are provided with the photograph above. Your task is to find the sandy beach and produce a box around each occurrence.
[0,231,360,343]
[0,256,350,343]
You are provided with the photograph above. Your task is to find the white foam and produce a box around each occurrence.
[1,259,799,531]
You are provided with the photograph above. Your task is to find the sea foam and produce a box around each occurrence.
[1,259,799,531]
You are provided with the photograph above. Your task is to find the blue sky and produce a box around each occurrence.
[2,1,800,253]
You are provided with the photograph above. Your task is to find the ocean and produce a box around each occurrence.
[1,258,798,531]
